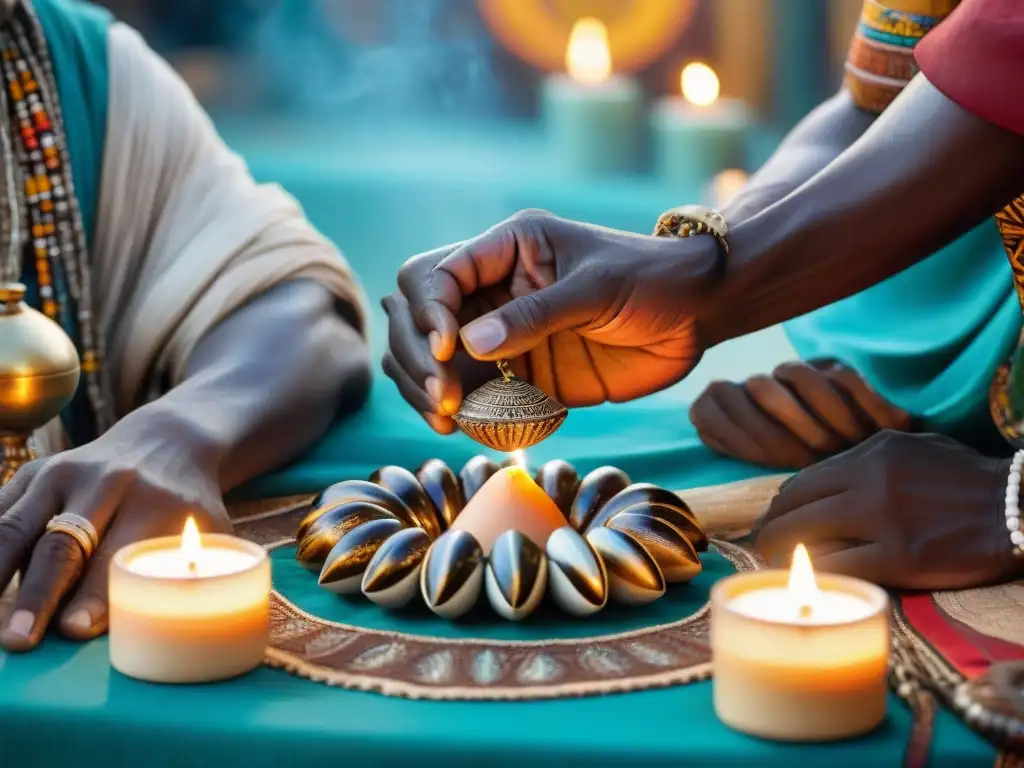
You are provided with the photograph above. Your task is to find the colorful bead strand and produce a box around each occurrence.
[0,7,112,438]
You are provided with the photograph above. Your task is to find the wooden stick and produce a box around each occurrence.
[676,473,791,540]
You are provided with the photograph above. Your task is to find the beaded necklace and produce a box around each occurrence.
[0,5,111,438]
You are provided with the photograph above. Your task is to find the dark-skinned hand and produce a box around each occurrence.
[755,430,1022,591]
[691,359,912,469]
[0,408,230,651]
[385,210,720,432]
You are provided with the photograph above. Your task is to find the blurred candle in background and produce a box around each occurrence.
[707,168,750,209]
[541,18,642,177]
[652,62,750,190]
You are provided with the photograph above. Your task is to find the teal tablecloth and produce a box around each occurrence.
[0,123,998,766]
[0,547,996,767]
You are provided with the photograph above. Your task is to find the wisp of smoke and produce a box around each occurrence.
[248,0,501,119]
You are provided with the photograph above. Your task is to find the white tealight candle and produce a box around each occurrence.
[711,545,889,742]
[652,62,750,188]
[728,587,877,625]
[109,517,271,684]
[541,18,642,177]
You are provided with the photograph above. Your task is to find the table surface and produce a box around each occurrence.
[0,547,997,768]
[0,121,999,766]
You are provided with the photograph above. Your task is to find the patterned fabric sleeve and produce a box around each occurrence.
[844,0,960,114]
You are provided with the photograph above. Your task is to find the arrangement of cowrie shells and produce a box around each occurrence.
[296,457,708,622]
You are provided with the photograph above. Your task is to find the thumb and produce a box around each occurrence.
[459,279,598,360]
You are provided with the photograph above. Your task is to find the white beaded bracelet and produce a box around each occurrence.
[1005,449,1024,558]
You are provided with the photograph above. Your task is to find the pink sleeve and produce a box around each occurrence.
[915,0,1024,136]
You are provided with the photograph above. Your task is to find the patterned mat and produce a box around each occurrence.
[890,587,1024,759]
[228,495,1024,762]
[228,494,759,700]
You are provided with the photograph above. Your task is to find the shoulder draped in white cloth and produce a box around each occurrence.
[34,22,367,454]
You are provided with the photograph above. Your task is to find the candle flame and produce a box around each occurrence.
[511,449,527,469]
[681,62,720,107]
[787,543,821,615]
[566,18,611,85]
[181,516,202,572]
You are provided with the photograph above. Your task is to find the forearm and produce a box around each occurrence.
[698,76,1024,347]
[135,280,371,491]
[722,90,876,223]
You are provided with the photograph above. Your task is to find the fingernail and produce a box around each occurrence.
[4,609,33,638]
[425,376,443,405]
[461,318,507,356]
[62,609,93,632]
[429,332,442,359]
[422,412,452,434]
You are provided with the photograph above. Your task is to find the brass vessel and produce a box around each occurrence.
[453,361,567,452]
[0,283,80,484]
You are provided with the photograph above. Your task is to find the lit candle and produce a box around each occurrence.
[541,18,642,177]
[652,62,751,189]
[711,544,889,741]
[109,517,270,684]
[451,451,565,553]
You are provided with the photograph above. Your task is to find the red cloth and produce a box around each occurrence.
[916,0,1024,136]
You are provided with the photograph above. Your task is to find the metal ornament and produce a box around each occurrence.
[361,527,432,609]
[415,459,465,531]
[298,480,416,541]
[0,283,80,485]
[546,525,608,617]
[460,455,500,500]
[318,516,405,594]
[585,482,709,551]
[585,527,667,606]
[534,459,580,517]
[605,511,703,583]
[296,501,401,571]
[421,528,485,620]
[369,465,443,539]
[569,466,632,531]
[653,204,730,255]
[453,361,568,452]
[485,529,548,621]
[298,457,707,621]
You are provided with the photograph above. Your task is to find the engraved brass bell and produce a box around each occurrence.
[453,361,567,452]
[0,283,80,484]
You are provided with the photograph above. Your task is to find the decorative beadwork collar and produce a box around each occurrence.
[0,0,112,437]
[0,1,20,24]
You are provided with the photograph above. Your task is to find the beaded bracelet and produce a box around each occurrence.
[844,0,954,113]
[1004,449,1024,558]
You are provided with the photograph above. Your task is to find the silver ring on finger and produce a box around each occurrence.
[44,512,99,560]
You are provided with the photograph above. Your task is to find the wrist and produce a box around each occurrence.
[120,400,229,475]
[669,233,729,352]
[650,205,730,352]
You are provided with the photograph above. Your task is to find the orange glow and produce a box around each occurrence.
[788,544,821,614]
[478,0,696,75]
[566,18,612,85]
[181,517,202,571]
[681,61,720,107]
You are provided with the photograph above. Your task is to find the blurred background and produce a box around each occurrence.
[95,0,867,395]
[99,0,860,128]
